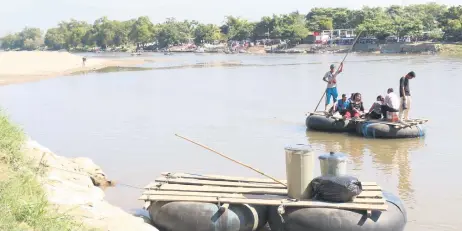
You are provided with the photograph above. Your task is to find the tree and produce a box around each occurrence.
[155,18,194,47]
[91,17,116,49]
[113,20,134,47]
[439,6,462,41]
[194,24,223,44]
[4,3,462,51]
[129,16,154,48]
[44,28,67,50]
[1,27,43,50]
[221,16,254,41]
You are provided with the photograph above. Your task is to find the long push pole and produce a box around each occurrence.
[312,30,363,113]
[175,134,287,187]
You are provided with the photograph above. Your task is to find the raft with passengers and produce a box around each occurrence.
[139,138,408,231]
[307,61,428,139]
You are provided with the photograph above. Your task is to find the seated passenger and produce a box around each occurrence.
[366,95,384,119]
[333,93,350,116]
[344,93,364,119]
[347,93,355,104]
[382,88,400,121]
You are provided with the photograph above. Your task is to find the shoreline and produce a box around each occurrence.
[0,109,158,230]
[0,51,154,86]
[24,138,158,231]
[0,47,460,87]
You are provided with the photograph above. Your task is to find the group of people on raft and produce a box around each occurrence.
[323,62,416,122]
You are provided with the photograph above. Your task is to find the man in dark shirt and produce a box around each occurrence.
[399,71,416,121]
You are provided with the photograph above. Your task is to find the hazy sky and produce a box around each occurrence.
[0,0,460,36]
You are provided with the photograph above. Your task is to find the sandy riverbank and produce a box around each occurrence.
[0,51,152,86]
[23,138,158,231]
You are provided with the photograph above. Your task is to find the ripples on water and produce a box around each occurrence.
[0,53,461,231]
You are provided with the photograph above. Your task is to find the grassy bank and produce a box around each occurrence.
[437,43,462,56]
[0,111,89,231]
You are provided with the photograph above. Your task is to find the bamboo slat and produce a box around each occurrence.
[147,183,288,195]
[138,195,388,211]
[141,190,386,204]
[154,176,381,191]
[158,172,378,187]
[160,172,287,184]
[154,176,286,189]
[144,183,383,198]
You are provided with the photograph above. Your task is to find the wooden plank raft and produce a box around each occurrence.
[306,111,428,128]
[140,172,388,211]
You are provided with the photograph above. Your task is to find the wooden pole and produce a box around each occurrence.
[312,30,363,113]
[175,134,287,187]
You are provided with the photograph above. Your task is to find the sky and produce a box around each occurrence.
[0,0,460,36]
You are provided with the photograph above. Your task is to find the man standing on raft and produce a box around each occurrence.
[399,71,415,121]
[322,62,344,111]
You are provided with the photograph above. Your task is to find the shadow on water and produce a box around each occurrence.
[305,129,425,204]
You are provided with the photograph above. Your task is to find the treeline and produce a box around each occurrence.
[1,3,462,51]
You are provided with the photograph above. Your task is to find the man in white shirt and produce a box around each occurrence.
[382,88,400,121]
[322,63,343,111]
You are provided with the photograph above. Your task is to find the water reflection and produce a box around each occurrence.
[305,130,425,204]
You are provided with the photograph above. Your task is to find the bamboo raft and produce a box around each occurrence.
[307,111,429,128]
[140,172,388,214]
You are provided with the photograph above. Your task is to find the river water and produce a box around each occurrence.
[0,53,461,230]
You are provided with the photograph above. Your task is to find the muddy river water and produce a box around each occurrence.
[0,53,461,230]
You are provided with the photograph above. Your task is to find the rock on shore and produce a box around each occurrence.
[23,139,158,231]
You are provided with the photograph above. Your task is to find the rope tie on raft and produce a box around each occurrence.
[277,199,298,224]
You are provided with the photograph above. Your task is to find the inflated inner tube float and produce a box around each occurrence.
[356,121,425,139]
[306,114,356,133]
[268,191,407,231]
[148,201,268,231]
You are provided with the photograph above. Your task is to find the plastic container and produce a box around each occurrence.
[284,144,315,199]
[318,151,348,176]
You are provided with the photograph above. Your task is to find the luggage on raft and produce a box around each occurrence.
[306,114,356,133]
[356,122,425,139]
[148,201,268,231]
[267,191,407,231]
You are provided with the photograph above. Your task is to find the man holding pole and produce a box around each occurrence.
[322,62,344,111]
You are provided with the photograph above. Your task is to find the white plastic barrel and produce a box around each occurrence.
[284,144,315,199]
[318,151,348,176]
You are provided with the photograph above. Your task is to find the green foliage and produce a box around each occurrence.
[439,6,462,41]
[221,16,254,41]
[155,18,195,47]
[194,24,223,44]
[1,27,43,50]
[0,111,89,231]
[2,3,462,51]
[129,16,154,47]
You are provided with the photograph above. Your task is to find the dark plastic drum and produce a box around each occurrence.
[356,122,425,139]
[306,114,356,133]
[268,191,407,231]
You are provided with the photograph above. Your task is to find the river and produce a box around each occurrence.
[0,53,461,230]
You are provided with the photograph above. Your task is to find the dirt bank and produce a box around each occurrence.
[24,139,158,231]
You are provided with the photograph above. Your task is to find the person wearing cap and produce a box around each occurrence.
[322,62,344,111]
[399,71,416,121]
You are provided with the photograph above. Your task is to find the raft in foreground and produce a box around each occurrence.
[306,111,428,138]
[139,172,405,231]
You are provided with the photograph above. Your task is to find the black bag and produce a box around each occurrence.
[310,175,363,203]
